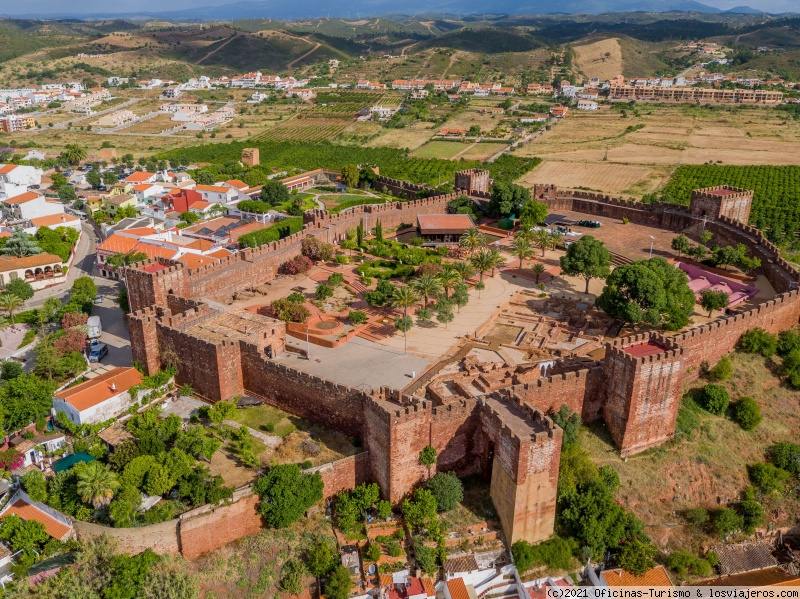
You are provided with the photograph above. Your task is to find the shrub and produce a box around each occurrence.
[327,273,344,287]
[270,298,311,323]
[385,540,402,557]
[748,462,790,493]
[732,396,761,431]
[279,255,312,275]
[511,536,578,574]
[315,284,334,301]
[363,543,381,562]
[708,355,733,381]
[676,396,702,439]
[777,330,800,356]
[348,310,367,325]
[710,507,744,538]
[738,499,765,533]
[334,254,349,265]
[740,328,777,358]
[699,384,729,415]
[667,551,712,577]
[683,507,709,529]
[768,441,800,474]
[425,472,463,512]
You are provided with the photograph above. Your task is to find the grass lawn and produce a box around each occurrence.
[229,404,298,437]
[412,141,470,159]
[273,192,316,213]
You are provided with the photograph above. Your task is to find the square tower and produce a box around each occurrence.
[241,148,260,167]
[455,169,490,195]
[689,186,753,225]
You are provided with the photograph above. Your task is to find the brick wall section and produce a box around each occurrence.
[511,365,605,422]
[240,343,367,432]
[73,517,180,555]
[310,452,371,497]
[690,186,753,225]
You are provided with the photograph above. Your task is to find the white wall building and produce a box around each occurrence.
[53,367,144,426]
[0,164,43,187]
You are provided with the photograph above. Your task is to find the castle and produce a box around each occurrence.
[126,176,800,546]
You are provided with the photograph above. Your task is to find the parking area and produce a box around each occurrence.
[87,277,132,370]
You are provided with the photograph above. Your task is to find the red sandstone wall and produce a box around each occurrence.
[313,452,371,497]
[512,366,604,422]
[239,343,367,432]
[179,492,263,560]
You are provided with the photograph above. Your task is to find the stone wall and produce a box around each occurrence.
[73,517,180,555]
[511,365,605,422]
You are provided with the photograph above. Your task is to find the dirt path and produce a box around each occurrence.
[197,35,237,65]
[401,42,419,57]
[440,50,460,79]
[287,42,321,68]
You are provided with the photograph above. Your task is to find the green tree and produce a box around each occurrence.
[436,304,455,328]
[452,282,469,313]
[315,283,334,301]
[436,265,461,298]
[305,539,337,577]
[733,396,761,431]
[1,228,42,258]
[618,538,657,577]
[531,228,556,257]
[392,285,418,353]
[253,464,323,528]
[4,279,34,302]
[518,200,548,233]
[178,211,199,224]
[324,565,352,599]
[748,462,789,494]
[710,507,744,538]
[426,472,463,512]
[596,258,695,330]
[487,182,530,217]
[551,405,581,446]
[560,235,611,294]
[108,484,142,528]
[0,514,49,556]
[341,164,360,189]
[700,289,729,317]
[76,461,120,509]
[0,373,56,430]
[86,170,102,189]
[21,470,48,503]
[768,441,800,474]
[531,262,547,284]
[260,180,289,206]
[401,488,439,533]
[419,445,437,478]
[671,234,691,257]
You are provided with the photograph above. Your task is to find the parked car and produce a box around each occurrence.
[87,316,102,338]
[93,295,103,305]
[88,343,108,363]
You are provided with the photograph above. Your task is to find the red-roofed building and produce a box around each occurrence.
[53,367,144,425]
[164,188,203,214]
[417,214,475,244]
[123,171,158,185]
[0,490,73,541]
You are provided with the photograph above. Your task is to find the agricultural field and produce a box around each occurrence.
[658,164,800,241]
[411,140,471,159]
[368,121,438,150]
[518,160,667,195]
[516,105,800,167]
[252,118,352,142]
[462,142,509,161]
[308,89,404,120]
[119,114,176,135]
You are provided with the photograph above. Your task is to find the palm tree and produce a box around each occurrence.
[532,263,547,284]
[470,249,494,283]
[459,227,487,256]
[61,144,88,165]
[391,286,418,354]
[451,261,476,281]
[531,229,553,257]
[510,237,535,268]
[411,274,443,308]
[0,315,8,347]
[437,265,461,298]
[76,462,120,509]
[0,293,23,326]
[487,247,507,277]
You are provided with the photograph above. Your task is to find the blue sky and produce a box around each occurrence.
[0,0,794,15]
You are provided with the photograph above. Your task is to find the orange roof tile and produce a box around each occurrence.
[176,253,219,269]
[195,185,230,193]
[118,227,158,237]
[208,248,232,259]
[186,238,214,251]
[447,578,471,599]
[601,566,673,588]
[0,231,10,238]
[123,172,156,183]
[226,179,249,190]
[4,191,42,204]
[0,164,18,174]
[30,213,79,227]
[55,367,143,412]
[417,214,474,233]
[134,243,179,260]
[97,235,140,255]
[132,183,158,191]
[2,499,71,540]
[190,200,212,210]
[0,254,64,272]
[421,578,436,598]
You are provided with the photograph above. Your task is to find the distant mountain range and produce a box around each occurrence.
[0,0,776,21]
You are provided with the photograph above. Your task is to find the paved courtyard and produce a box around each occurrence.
[275,336,429,393]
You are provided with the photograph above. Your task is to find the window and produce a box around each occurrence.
[10,272,18,280]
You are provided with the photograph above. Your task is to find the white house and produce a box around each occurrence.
[123,171,159,185]
[3,191,65,221]
[576,99,599,110]
[0,180,28,202]
[8,432,66,468]
[132,183,165,202]
[0,253,67,290]
[29,213,82,234]
[53,367,144,426]
[194,185,238,204]
[0,164,43,187]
